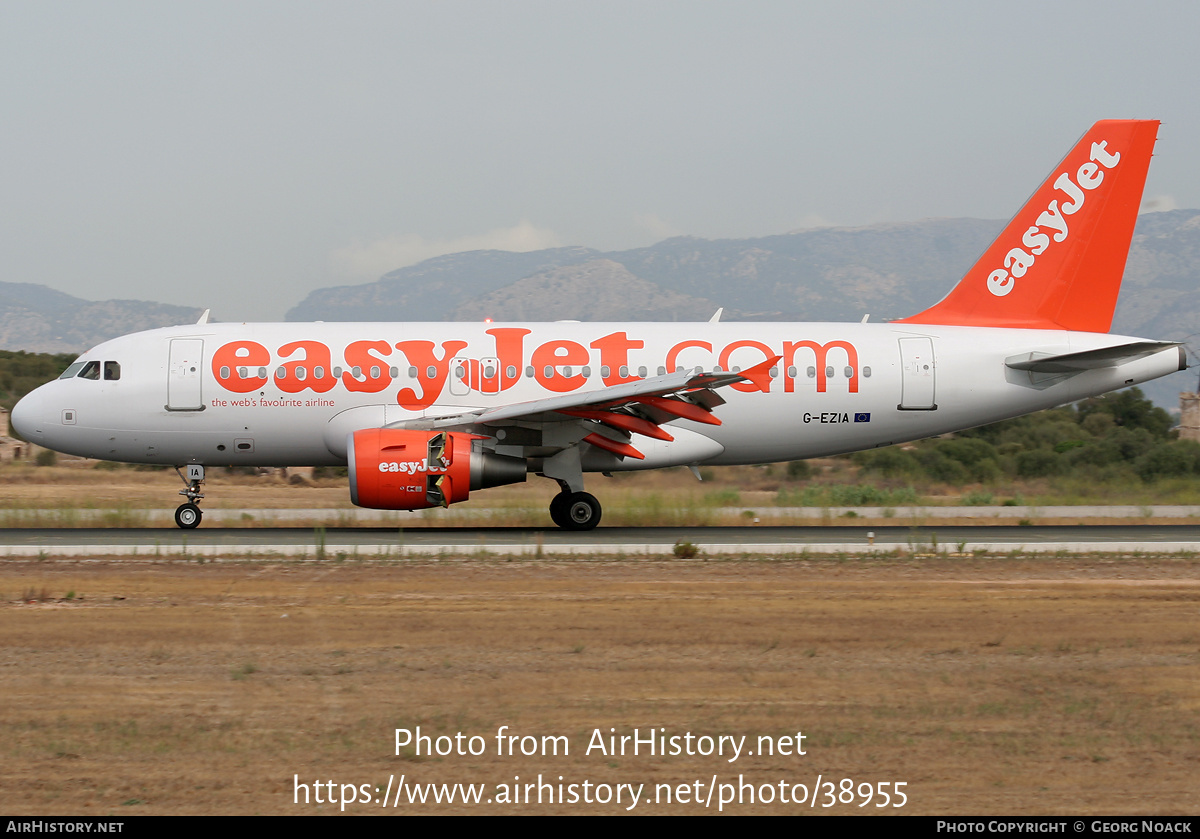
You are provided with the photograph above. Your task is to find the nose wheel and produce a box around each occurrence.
[174,464,206,529]
[549,491,602,531]
[175,503,202,529]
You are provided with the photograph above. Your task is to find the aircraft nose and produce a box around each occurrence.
[10,389,44,441]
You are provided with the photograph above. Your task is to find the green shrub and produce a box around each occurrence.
[704,489,740,506]
[1015,449,1059,478]
[854,447,920,477]
[961,491,994,506]
[785,460,813,480]
[1135,440,1200,482]
[778,484,919,507]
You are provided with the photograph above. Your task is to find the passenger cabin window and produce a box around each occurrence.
[104,361,120,381]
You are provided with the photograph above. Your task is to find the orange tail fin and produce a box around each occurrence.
[896,120,1159,332]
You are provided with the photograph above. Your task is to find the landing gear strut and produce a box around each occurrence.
[174,464,205,529]
[549,490,602,531]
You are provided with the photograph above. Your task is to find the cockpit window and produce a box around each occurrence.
[64,360,119,381]
[58,361,86,380]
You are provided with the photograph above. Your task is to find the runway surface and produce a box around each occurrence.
[2,524,1200,557]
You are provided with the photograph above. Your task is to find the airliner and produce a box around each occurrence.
[10,120,1185,530]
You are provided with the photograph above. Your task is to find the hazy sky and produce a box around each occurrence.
[3,1,1199,321]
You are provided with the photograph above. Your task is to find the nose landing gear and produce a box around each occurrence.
[174,464,205,529]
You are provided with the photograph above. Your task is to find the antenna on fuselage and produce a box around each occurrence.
[195,309,211,325]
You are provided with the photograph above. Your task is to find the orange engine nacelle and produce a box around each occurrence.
[347,428,526,510]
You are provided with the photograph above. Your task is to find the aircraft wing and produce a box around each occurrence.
[387,356,779,459]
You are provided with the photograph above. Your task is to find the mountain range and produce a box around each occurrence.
[287,217,1006,324]
[0,282,203,355]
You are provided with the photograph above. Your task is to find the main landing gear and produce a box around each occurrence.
[174,464,205,529]
[539,449,602,531]
[549,490,602,531]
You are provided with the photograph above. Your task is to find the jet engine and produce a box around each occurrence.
[347,428,527,510]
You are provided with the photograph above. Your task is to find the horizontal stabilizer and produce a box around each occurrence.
[1005,341,1183,374]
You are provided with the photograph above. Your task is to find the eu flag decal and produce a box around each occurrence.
[854,413,871,423]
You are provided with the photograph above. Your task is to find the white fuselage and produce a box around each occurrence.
[12,321,1182,470]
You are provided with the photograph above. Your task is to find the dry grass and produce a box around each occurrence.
[0,556,1197,814]
[6,463,1200,529]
